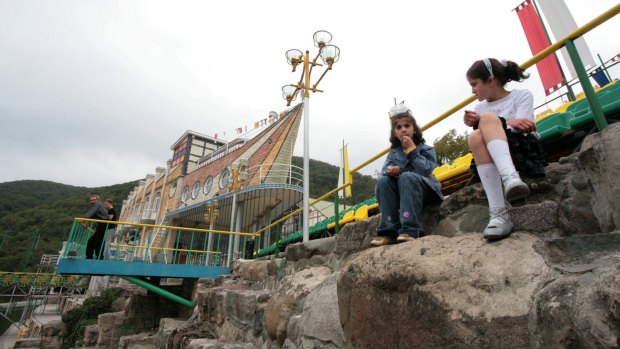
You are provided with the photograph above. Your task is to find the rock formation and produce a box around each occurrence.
[44,123,620,348]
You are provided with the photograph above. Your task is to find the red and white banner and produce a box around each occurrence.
[515,0,565,95]
[537,0,596,79]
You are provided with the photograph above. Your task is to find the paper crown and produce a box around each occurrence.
[389,103,413,118]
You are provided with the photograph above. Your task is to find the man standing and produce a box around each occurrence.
[103,198,118,259]
[84,195,109,259]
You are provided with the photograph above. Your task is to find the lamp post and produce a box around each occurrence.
[204,202,219,265]
[226,159,249,265]
[282,30,340,243]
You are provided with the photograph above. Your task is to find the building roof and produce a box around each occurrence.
[170,130,228,150]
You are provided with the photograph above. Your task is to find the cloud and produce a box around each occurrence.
[1,0,618,186]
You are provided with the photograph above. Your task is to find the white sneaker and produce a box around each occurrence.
[502,173,530,203]
[483,207,513,241]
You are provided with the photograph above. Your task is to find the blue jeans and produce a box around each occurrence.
[375,172,436,238]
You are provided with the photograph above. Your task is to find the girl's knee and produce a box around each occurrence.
[377,175,391,187]
[399,172,424,186]
[468,129,484,147]
[479,112,501,127]
[376,175,393,193]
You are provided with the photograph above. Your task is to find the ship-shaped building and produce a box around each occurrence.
[116,103,326,265]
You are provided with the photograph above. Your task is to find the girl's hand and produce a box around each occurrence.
[507,118,536,133]
[463,110,480,127]
[400,135,414,150]
[387,165,400,177]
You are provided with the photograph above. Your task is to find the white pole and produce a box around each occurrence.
[227,193,237,266]
[206,222,214,266]
[303,96,310,243]
[233,201,244,258]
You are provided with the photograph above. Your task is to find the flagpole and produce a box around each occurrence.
[531,0,576,101]
[342,139,346,210]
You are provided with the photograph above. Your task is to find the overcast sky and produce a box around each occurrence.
[1,0,619,187]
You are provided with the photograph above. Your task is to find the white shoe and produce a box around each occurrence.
[502,173,530,203]
[483,207,513,241]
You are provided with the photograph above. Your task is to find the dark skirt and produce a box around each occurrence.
[472,116,548,178]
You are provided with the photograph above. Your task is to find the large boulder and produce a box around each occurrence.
[574,122,620,232]
[530,260,620,348]
[338,234,548,348]
[264,266,332,345]
[82,324,99,347]
[284,274,346,349]
[40,320,65,349]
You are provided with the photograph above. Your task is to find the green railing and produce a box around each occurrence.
[64,218,255,267]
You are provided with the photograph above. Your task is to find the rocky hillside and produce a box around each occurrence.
[27,123,620,349]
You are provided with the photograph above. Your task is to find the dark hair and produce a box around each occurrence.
[104,198,113,205]
[389,113,424,148]
[466,59,529,86]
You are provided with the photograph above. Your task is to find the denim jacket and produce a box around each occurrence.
[381,143,444,200]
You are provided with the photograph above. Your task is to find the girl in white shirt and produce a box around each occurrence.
[463,58,547,241]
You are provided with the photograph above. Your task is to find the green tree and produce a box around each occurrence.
[433,129,470,165]
[0,180,138,272]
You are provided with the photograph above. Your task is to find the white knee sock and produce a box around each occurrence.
[486,139,517,178]
[477,163,505,210]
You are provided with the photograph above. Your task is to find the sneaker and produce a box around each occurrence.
[370,236,397,247]
[396,234,416,243]
[483,207,513,241]
[502,173,530,203]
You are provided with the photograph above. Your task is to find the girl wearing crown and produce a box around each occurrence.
[463,58,547,241]
[372,104,444,247]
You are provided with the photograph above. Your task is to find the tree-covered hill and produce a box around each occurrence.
[0,158,376,272]
[0,180,87,219]
[0,180,138,272]
[291,156,376,205]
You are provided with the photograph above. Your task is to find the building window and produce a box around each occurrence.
[169,182,177,198]
[153,193,161,213]
[134,203,142,219]
[181,186,190,202]
[191,181,201,199]
[203,176,213,195]
[219,168,230,189]
[143,197,151,217]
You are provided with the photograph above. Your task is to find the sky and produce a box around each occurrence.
[1,0,619,187]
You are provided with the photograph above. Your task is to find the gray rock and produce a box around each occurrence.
[97,311,124,348]
[543,231,620,265]
[510,200,558,232]
[286,274,345,349]
[235,260,270,282]
[12,338,42,348]
[576,122,620,232]
[264,267,332,345]
[187,338,256,348]
[285,238,335,262]
[338,234,548,349]
[118,332,157,349]
[39,320,65,349]
[333,215,378,258]
[530,261,620,348]
[83,324,99,347]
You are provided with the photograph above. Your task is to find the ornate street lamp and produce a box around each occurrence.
[281,30,339,243]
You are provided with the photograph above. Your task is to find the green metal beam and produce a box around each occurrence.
[121,276,193,308]
[564,39,608,131]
